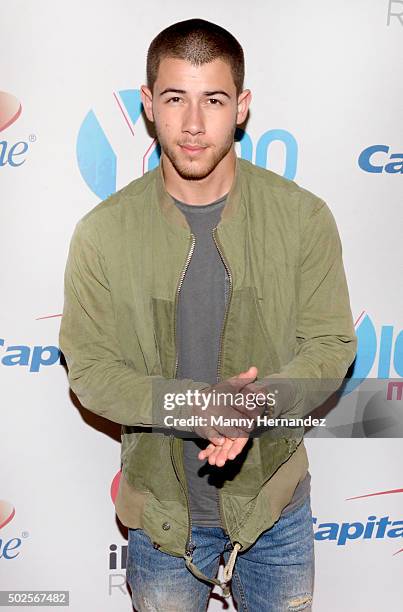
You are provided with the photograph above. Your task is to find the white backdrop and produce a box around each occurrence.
[1,1,402,610]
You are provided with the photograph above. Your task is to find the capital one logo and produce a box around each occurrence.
[0,91,33,167]
[0,337,61,372]
[76,89,298,200]
[358,145,403,174]
[343,312,403,395]
[313,487,403,555]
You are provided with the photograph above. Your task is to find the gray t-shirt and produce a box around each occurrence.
[173,193,310,527]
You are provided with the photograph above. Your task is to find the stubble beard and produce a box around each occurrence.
[155,124,237,181]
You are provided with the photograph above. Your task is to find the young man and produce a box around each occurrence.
[59,18,357,612]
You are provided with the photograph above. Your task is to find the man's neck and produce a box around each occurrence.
[161,148,236,205]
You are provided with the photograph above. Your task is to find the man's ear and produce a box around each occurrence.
[236,89,252,125]
[140,85,154,122]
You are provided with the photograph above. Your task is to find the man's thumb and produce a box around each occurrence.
[229,366,258,388]
[239,366,258,379]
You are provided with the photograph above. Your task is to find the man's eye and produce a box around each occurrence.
[208,98,222,105]
[167,96,181,103]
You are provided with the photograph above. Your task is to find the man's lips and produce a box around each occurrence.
[180,144,208,153]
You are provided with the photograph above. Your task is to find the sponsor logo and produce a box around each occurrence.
[0,338,61,372]
[76,89,298,200]
[313,487,403,554]
[109,543,127,571]
[344,312,403,395]
[0,500,28,560]
[107,541,129,596]
[358,145,403,174]
[0,91,35,167]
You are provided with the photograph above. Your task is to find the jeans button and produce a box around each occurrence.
[162,522,171,530]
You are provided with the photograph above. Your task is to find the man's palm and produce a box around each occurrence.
[198,366,258,467]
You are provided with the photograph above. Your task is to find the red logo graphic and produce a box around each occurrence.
[0,500,15,530]
[0,92,22,133]
[110,470,121,504]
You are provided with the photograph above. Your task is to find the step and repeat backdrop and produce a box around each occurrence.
[1,1,402,610]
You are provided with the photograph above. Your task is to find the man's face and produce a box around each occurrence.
[141,57,251,180]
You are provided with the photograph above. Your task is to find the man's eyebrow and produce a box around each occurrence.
[159,88,231,98]
[204,90,231,98]
[159,88,186,96]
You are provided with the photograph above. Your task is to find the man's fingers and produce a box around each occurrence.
[227,437,249,460]
[198,446,212,461]
[207,443,230,466]
[198,437,232,462]
[199,445,219,461]
[215,437,248,463]
[198,436,249,466]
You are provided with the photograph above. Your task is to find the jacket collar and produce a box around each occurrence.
[154,154,244,235]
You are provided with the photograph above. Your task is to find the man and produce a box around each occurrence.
[59,18,357,612]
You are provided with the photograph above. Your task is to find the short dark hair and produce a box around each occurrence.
[146,18,245,95]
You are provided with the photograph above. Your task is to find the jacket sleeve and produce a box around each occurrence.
[59,218,210,427]
[260,197,357,419]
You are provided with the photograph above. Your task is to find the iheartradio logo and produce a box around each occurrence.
[0,500,15,530]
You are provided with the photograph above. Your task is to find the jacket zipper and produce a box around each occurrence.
[172,232,196,557]
[173,233,196,379]
[212,226,233,537]
[170,436,196,557]
[212,227,233,384]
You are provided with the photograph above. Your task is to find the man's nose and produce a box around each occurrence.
[182,101,205,136]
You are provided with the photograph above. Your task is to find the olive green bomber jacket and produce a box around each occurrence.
[59,157,357,596]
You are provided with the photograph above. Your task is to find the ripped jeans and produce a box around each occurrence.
[126,495,315,612]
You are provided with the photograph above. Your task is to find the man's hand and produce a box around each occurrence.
[198,435,249,467]
[197,371,272,467]
[189,366,258,442]
[198,377,297,466]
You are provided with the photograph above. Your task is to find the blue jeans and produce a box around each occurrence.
[126,495,315,611]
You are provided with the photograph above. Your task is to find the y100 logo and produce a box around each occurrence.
[358,145,403,174]
[343,313,403,395]
[0,91,34,167]
[0,339,61,372]
[76,89,298,200]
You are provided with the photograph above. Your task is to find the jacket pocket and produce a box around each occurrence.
[123,430,181,502]
[151,296,175,378]
[219,285,281,379]
[261,440,309,524]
